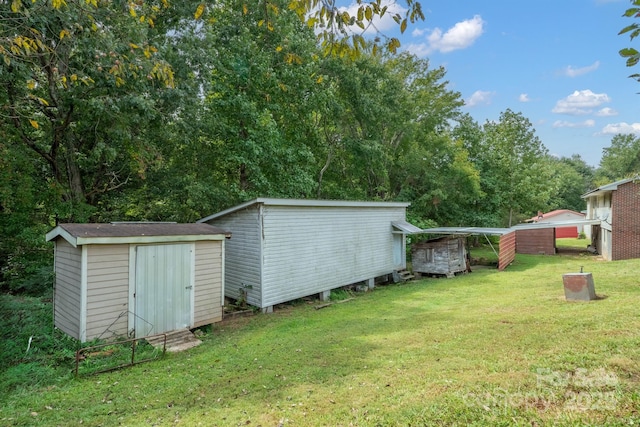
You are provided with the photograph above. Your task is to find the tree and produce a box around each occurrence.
[0,0,178,220]
[287,0,424,57]
[547,155,595,213]
[478,109,554,227]
[385,54,481,225]
[619,0,640,83]
[597,133,640,182]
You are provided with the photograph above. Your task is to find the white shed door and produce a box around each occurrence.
[393,234,404,268]
[134,244,192,337]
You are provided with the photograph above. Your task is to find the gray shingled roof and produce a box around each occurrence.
[55,222,229,238]
[46,222,231,246]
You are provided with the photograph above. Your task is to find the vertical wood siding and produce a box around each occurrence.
[53,240,82,339]
[193,241,223,326]
[498,232,516,271]
[205,206,263,306]
[85,244,130,340]
[412,238,466,275]
[260,205,404,308]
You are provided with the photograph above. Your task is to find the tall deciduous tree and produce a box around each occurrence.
[546,155,594,213]
[478,109,554,227]
[597,133,640,182]
[0,0,177,218]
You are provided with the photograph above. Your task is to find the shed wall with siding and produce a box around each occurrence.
[53,240,83,339]
[201,206,263,307]
[193,241,224,326]
[201,200,410,310]
[85,244,129,340]
[261,205,403,308]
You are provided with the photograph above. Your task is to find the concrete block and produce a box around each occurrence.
[367,278,375,290]
[562,273,596,301]
[320,290,331,301]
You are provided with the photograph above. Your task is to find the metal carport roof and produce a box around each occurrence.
[421,226,513,236]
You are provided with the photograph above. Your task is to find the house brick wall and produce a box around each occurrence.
[612,181,640,260]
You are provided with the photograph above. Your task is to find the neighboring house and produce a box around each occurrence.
[528,209,585,238]
[198,198,420,313]
[412,236,469,278]
[582,177,640,261]
[46,223,231,342]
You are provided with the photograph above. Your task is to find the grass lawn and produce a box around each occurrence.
[2,249,640,426]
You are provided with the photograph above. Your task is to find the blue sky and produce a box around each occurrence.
[344,0,639,167]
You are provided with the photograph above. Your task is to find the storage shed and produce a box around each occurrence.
[412,236,469,277]
[46,223,231,342]
[198,198,420,312]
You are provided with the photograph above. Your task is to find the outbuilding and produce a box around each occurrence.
[198,198,420,312]
[46,222,231,342]
[411,236,469,278]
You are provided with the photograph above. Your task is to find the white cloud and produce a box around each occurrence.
[412,28,426,37]
[595,107,618,117]
[552,89,611,115]
[408,15,485,56]
[465,90,494,107]
[561,61,600,78]
[519,93,530,102]
[552,119,595,128]
[599,122,640,135]
[405,42,431,58]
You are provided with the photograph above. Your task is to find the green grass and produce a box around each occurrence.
[556,237,591,250]
[2,251,640,426]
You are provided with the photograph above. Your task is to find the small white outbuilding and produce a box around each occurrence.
[46,222,230,342]
[198,198,420,312]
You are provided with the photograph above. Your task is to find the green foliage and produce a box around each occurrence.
[597,133,640,183]
[546,154,595,213]
[619,0,640,81]
[0,293,79,394]
[329,288,353,301]
[460,109,555,227]
[76,340,162,376]
[0,0,616,295]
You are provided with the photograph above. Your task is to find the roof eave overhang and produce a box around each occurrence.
[48,231,229,247]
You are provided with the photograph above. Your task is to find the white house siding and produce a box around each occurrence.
[53,240,82,339]
[85,244,130,340]
[261,205,404,308]
[585,193,613,259]
[193,241,224,327]
[204,207,263,307]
